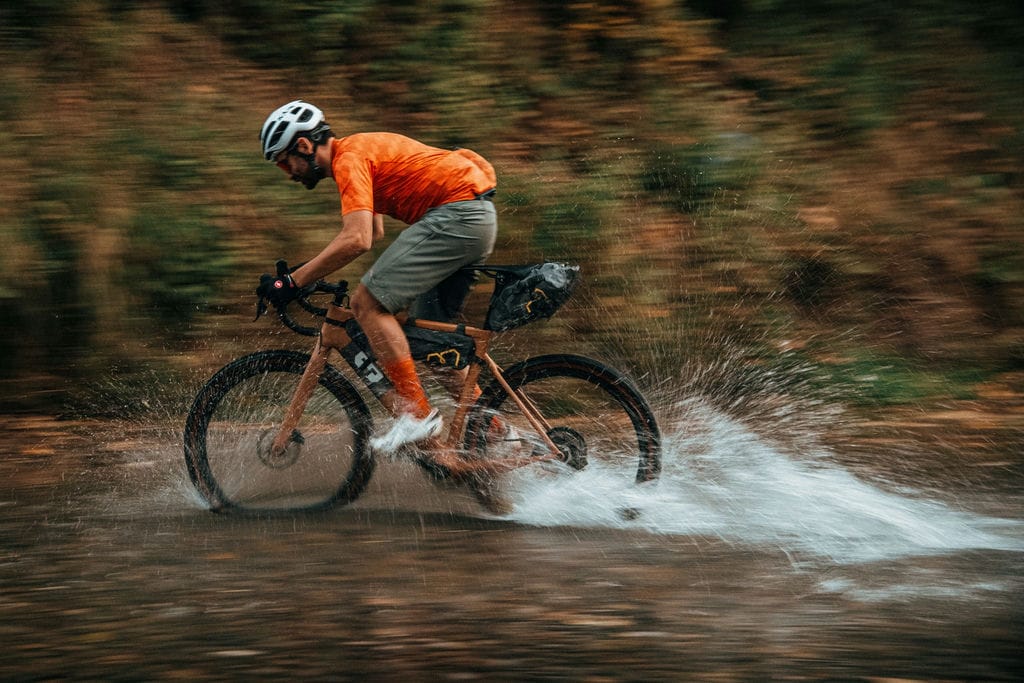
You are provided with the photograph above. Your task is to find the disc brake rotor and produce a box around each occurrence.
[256,428,305,469]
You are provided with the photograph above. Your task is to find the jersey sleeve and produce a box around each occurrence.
[334,151,375,216]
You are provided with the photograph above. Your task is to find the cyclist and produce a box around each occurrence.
[257,100,498,470]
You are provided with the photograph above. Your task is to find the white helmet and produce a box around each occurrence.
[260,100,328,161]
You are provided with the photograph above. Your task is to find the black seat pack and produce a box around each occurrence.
[483,262,580,332]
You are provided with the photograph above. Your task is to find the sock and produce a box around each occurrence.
[382,357,432,418]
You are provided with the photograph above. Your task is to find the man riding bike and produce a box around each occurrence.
[257,100,499,473]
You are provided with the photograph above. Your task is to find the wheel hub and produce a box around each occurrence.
[547,426,587,470]
[256,428,305,469]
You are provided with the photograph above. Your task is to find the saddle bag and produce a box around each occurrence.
[484,262,580,332]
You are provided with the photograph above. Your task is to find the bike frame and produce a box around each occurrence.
[268,299,562,464]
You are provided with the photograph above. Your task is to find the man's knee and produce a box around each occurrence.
[350,285,390,322]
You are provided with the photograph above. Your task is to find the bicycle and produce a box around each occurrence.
[184,261,662,514]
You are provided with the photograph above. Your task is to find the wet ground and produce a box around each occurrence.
[1,410,1022,681]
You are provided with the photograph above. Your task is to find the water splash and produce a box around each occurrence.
[82,342,1023,574]
[90,360,1023,569]
[504,398,1023,565]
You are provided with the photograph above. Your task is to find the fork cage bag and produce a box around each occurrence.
[485,262,580,331]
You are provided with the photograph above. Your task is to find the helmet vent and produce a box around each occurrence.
[266,121,289,152]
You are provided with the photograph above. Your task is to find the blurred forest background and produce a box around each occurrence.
[1,0,1022,418]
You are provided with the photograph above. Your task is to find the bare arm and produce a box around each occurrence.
[290,209,375,287]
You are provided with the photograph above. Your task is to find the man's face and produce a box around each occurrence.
[274,141,320,190]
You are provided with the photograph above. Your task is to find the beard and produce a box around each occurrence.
[288,152,326,190]
[294,165,323,190]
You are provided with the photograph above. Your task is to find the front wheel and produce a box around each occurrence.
[184,350,374,512]
[465,354,661,486]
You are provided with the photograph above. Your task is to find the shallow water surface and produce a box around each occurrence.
[1,408,1022,681]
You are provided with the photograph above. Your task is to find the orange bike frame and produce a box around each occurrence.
[270,301,560,461]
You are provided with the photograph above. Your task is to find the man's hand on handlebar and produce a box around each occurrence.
[255,260,312,317]
[256,271,301,307]
[254,259,349,326]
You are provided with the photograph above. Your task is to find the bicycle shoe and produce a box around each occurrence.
[370,409,444,453]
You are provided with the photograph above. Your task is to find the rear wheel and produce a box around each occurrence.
[184,350,374,512]
[465,354,661,495]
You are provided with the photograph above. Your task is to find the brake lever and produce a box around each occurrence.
[253,260,290,322]
[254,296,268,321]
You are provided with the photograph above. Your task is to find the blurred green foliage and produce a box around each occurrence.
[122,206,231,325]
[641,137,759,214]
[0,0,1022,413]
[811,354,994,406]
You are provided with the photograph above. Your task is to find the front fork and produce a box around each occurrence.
[270,337,331,458]
[269,332,405,459]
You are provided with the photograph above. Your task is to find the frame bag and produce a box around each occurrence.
[485,263,580,332]
[404,325,475,369]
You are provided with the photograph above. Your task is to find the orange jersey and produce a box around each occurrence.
[330,133,496,225]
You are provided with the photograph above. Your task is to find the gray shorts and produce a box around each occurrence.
[362,199,497,320]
